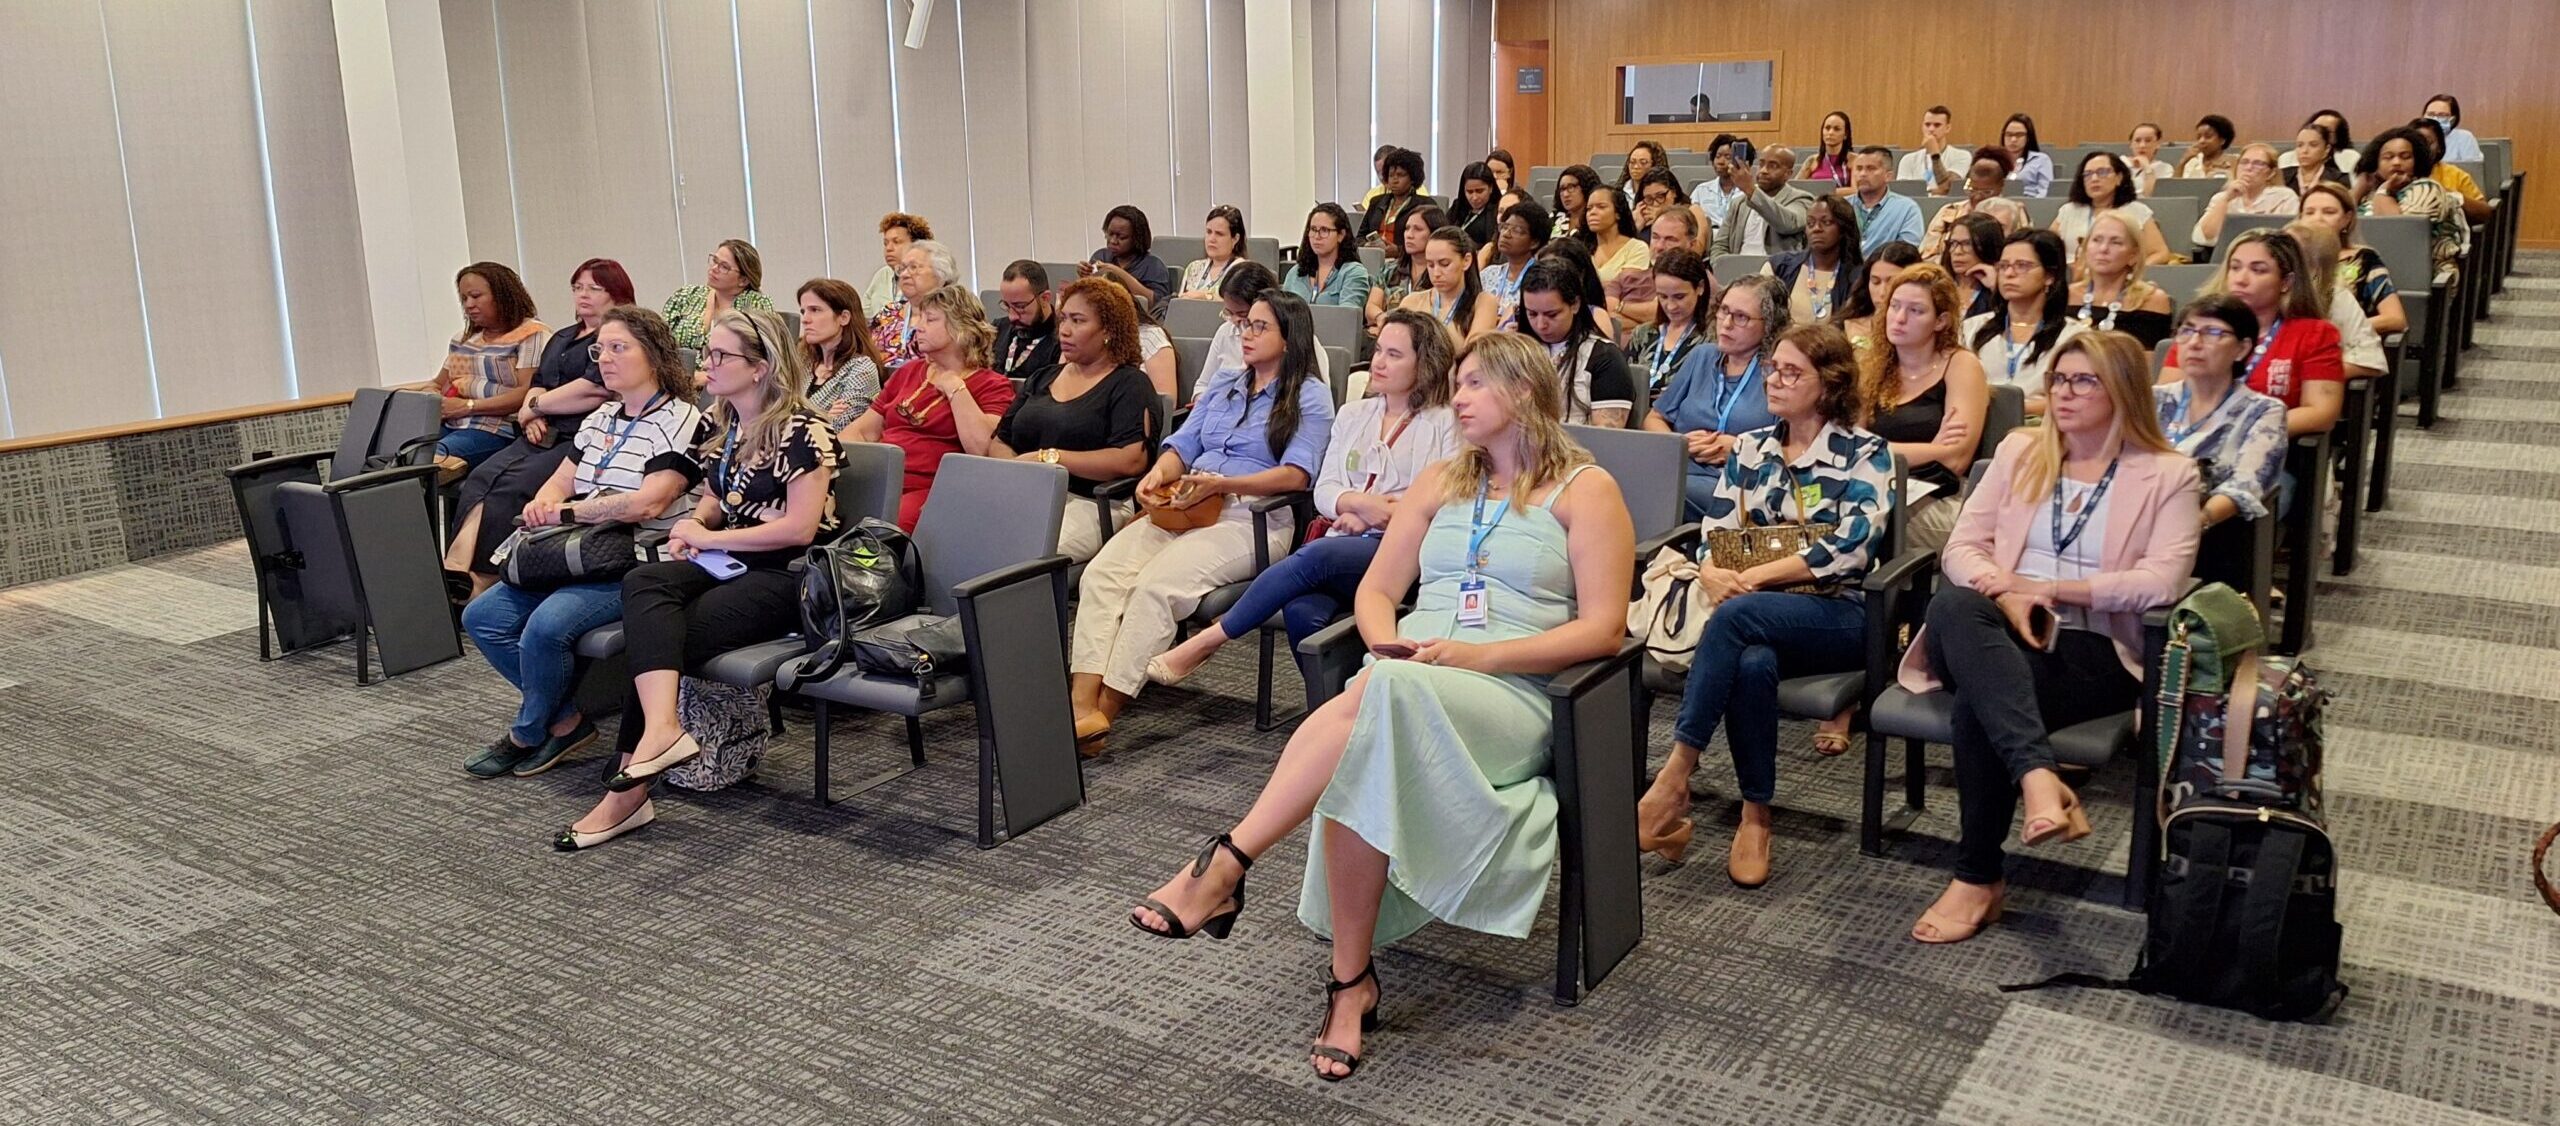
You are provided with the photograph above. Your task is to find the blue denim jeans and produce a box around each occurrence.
[1216,534,1382,646]
[1671,591,1865,804]
[437,425,515,473]
[462,580,624,746]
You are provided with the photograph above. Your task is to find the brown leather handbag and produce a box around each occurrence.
[1144,478,1227,533]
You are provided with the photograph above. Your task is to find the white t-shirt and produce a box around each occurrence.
[2016,473,2113,632]
[2329,284,2387,373]
[2052,201,2156,263]
[1310,400,1462,529]
[1898,146,1967,186]
[1964,313,2092,389]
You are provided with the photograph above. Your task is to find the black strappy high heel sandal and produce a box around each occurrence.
[1130,833,1252,940]
[1309,961,1382,1082]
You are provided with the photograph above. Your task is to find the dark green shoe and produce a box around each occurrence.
[512,719,599,777]
[464,738,532,779]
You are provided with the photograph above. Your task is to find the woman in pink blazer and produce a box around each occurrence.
[1896,330,2200,945]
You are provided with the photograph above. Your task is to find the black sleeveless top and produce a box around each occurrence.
[1871,371,1961,494]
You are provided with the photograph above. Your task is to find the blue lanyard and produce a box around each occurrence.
[587,393,667,486]
[2050,457,2121,557]
[2004,319,2042,385]
[717,422,749,504]
[1712,353,1761,434]
[1466,481,1510,575]
[2245,317,2285,386]
[1432,289,1454,323]
[1649,327,1693,386]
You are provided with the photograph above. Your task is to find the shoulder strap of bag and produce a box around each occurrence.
[2232,827,2306,1010]
[2219,649,2260,786]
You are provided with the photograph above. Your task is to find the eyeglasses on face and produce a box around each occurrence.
[587,340,639,361]
[701,348,751,368]
[2175,324,2239,343]
[1766,366,1812,388]
[1239,318,1279,338]
[2046,371,2105,397]
[705,254,738,274]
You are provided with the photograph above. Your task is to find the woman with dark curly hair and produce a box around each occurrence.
[990,278,1158,561]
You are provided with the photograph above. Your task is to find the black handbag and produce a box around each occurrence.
[848,614,967,696]
[792,518,923,683]
[493,522,639,591]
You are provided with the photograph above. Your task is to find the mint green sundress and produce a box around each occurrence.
[1300,464,1592,945]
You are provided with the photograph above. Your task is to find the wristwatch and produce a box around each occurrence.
[1038,448,1061,465]
[559,503,577,524]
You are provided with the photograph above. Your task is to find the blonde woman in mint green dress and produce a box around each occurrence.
[1126,333,1635,1081]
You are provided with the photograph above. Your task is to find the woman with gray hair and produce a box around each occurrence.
[869,238,962,368]
[1645,273,1786,518]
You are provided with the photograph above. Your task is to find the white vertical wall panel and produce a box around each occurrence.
[1307,0,1342,209]
[809,0,899,293]
[104,0,292,415]
[250,0,381,394]
[1324,0,1375,208]
[1372,0,1430,187]
[1167,0,1212,226]
[886,0,978,285]
[440,0,521,274]
[736,0,829,292]
[661,0,751,289]
[1203,0,1252,215]
[955,0,1034,283]
[0,1,155,436]
[581,0,687,302]
[493,0,603,312]
[1023,2,1089,263]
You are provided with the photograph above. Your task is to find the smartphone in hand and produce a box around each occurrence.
[1369,641,1419,660]
[2026,604,2060,652]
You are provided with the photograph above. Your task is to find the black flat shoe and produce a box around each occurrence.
[513,719,598,777]
[1130,833,1252,940]
[1309,961,1382,1082]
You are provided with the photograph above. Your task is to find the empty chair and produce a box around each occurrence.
[225,387,456,684]
[1711,253,1768,281]
[1154,236,1207,276]
[1039,262,1084,296]
[1171,337,1213,406]
[1164,299,1226,338]
[776,455,1079,847]
[2145,264,2219,306]
[1308,303,1365,356]
[1242,236,1285,270]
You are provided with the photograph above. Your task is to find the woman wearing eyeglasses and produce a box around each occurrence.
[1637,324,1896,881]
[460,305,707,781]
[663,238,776,352]
[840,284,1018,531]
[2156,297,2288,531]
[2163,229,2344,437]
[558,307,840,850]
[1964,231,2088,414]
[445,259,636,600]
[1282,203,1373,310]
[1901,331,2200,944]
[2193,145,2300,247]
[870,240,962,369]
[1648,275,1785,519]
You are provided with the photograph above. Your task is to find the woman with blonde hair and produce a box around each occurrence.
[2281,222,2388,378]
[2294,182,2407,335]
[2063,211,2176,348]
[1635,323,1896,881]
[843,283,1018,531]
[1897,330,2199,942]
[556,306,840,850]
[1125,331,1635,1083]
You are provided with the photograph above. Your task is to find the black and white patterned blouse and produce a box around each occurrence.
[697,411,841,567]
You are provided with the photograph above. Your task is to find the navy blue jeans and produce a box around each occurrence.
[1671,591,1865,804]
[462,580,624,746]
[1216,534,1381,646]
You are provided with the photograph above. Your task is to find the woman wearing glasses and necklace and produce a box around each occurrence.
[840,285,1018,532]
[663,239,775,351]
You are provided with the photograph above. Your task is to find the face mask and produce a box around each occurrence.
[2428,115,2455,132]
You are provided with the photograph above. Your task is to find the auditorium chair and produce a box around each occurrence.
[224,387,456,684]
[776,455,1080,848]
[1296,620,1643,1006]
[567,442,904,740]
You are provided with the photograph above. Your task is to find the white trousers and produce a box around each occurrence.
[1071,504,1288,697]
[1055,498,1130,564]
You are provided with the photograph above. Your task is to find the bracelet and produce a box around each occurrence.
[465,398,477,413]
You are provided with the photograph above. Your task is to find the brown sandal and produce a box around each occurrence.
[1911,883,2007,944]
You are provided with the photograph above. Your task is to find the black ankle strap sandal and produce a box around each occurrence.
[1131,833,1251,940]
[1310,961,1381,1082]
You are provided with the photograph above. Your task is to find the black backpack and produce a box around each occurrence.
[793,517,921,683]
[2007,583,2345,1022]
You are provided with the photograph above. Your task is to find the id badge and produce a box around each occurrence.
[1456,575,1489,628]
[1796,483,1824,515]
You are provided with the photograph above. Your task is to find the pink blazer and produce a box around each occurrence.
[1897,433,2201,693]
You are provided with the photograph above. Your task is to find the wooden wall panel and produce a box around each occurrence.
[1498,0,2550,243]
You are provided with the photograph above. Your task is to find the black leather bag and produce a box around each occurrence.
[848,614,967,695]
[493,522,638,591]
[792,518,923,683]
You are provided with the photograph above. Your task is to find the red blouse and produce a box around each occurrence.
[2164,316,2342,409]
[865,359,1018,529]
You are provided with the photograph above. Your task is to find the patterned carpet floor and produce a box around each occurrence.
[3,256,2557,1124]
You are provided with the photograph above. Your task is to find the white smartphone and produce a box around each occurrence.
[692,549,748,581]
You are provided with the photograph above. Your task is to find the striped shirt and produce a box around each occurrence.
[441,323,547,437]
[566,395,710,534]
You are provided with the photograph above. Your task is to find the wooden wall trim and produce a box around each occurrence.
[1499,0,2545,242]
[0,392,358,455]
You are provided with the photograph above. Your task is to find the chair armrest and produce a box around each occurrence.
[1861,544,1940,595]
[1636,524,1700,563]
[321,462,440,496]
[396,434,441,467]
[1544,638,1643,701]
[1090,477,1140,502]
[223,449,331,480]
[1248,490,1314,570]
[634,527,670,563]
[952,553,1072,601]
